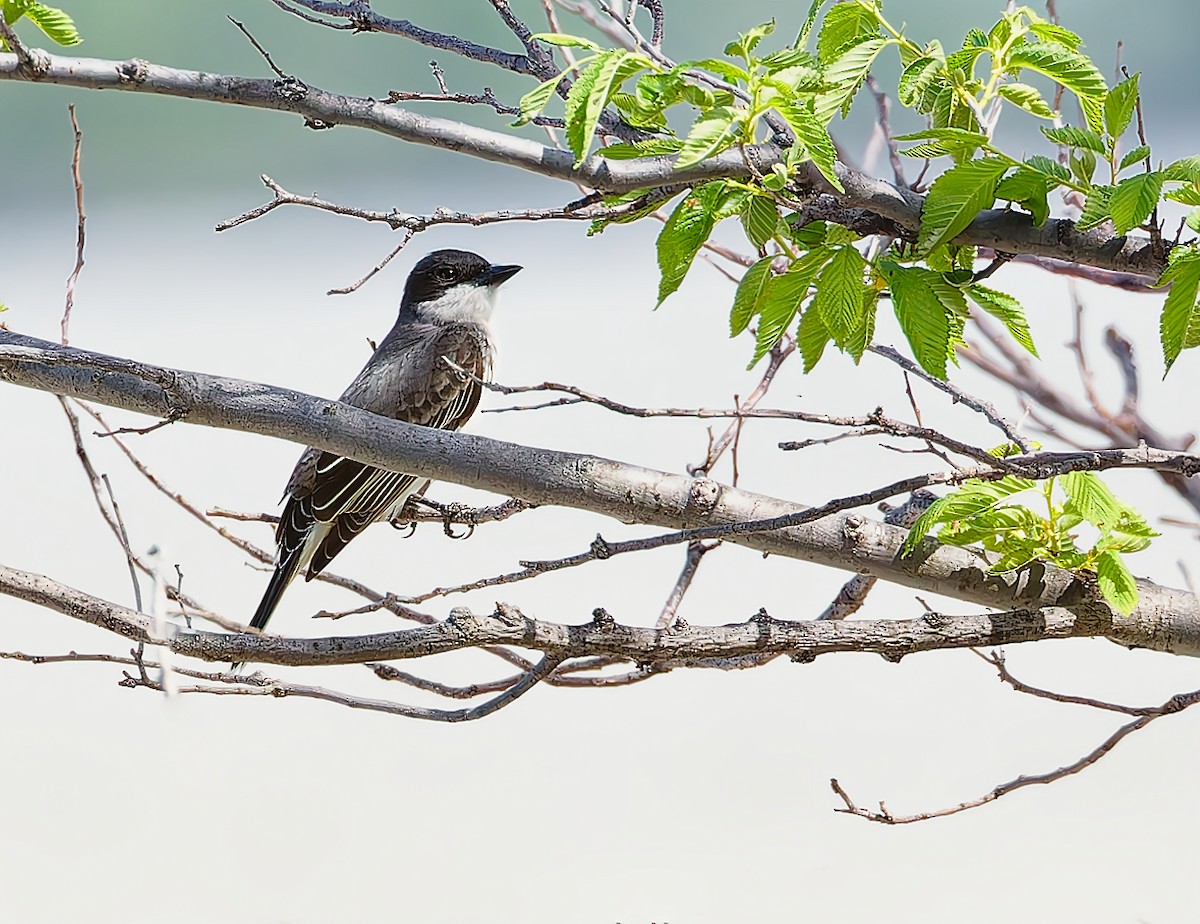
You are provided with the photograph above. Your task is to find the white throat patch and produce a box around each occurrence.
[418,282,500,324]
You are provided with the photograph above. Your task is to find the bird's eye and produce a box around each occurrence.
[435,266,457,282]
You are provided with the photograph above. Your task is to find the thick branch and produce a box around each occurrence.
[0,562,1111,666]
[0,51,1167,278]
[2,331,1199,655]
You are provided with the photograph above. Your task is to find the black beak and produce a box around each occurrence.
[478,264,523,287]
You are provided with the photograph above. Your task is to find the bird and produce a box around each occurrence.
[248,249,522,639]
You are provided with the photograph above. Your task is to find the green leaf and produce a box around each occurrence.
[917,157,1009,253]
[513,70,570,126]
[796,0,824,50]
[749,249,830,366]
[796,304,831,371]
[729,256,777,336]
[812,246,867,348]
[894,127,991,146]
[1118,145,1151,173]
[846,288,879,363]
[1040,125,1105,153]
[656,184,722,306]
[726,19,775,59]
[1155,246,1200,371]
[1096,550,1138,615]
[884,264,952,379]
[1069,149,1097,187]
[1104,73,1140,139]
[531,32,600,51]
[1025,154,1070,183]
[674,108,740,169]
[740,197,782,250]
[24,2,79,45]
[686,58,752,84]
[817,1,881,61]
[598,138,683,159]
[996,168,1051,226]
[898,56,947,112]
[1062,471,1123,529]
[1006,42,1107,100]
[997,82,1056,119]
[1164,156,1200,183]
[1109,171,1163,235]
[1027,21,1082,50]
[1075,185,1114,231]
[778,101,843,191]
[967,285,1038,357]
[813,37,886,124]
[1079,91,1105,135]
[566,49,632,165]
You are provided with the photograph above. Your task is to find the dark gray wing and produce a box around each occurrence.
[276,323,492,579]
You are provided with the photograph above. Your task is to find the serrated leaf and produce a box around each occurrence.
[674,108,739,169]
[846,288,879,363]
[968,285,1038,356]
[996,168,1052,226]
[566,49,632,165]
[1079,92,1105,135]
[895,127,991,146]
[1006,42,1107,100]
[1164,156,1200,183]
[779,101,843,191]
[1040,125,1106,153]
[1027,21,1082,50]
[1105,73,1140,139]
[729,256,776,336]
[514,69,571,126]
[1076,185,1114,231]
[684,58,751,84]
[25,2,80,46]
[1109,171,1163,235]
[1025,154,1070,182]
[1155,246,1200,371]
[726,19,775,59]
[813,246,867,347]
[816,2,880,62]
[813,37,886,124]
[1096,550,1138,615]
[749,249,830,366]
[898,56,947,112]
[1118,145,1150,172]
[598,138,683,159]
[1167,186,1200,207]
[796,303,831,371]
[884,264,952,379]
[1069,149,1097,187]
[998,82,1056,119]
[1062,471,1123,529]
[531,32,600,51]
[917,157,1009,253]
[656,184,722,305]
[740,197,781,250]
[945,43,986,76]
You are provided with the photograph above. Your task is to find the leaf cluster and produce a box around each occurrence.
[902,455,1158,614]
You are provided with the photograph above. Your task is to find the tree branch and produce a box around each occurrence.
[0,51,1169,278]
[2,330,1199,655]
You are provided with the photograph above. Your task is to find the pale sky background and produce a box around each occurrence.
[3,2,1200,922]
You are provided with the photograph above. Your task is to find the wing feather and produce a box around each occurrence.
[273,323,492,581]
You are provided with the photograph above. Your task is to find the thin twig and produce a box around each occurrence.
[61,105,85,345]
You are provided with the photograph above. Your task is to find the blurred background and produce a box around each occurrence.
[3,2,1199,921]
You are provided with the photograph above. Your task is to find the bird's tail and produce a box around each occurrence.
[233,548,306,671]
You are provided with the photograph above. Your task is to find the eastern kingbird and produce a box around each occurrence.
[249,249,522,636]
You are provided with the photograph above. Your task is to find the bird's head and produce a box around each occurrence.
[402,249,523,324]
